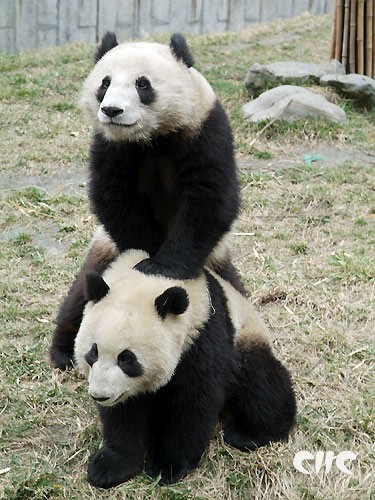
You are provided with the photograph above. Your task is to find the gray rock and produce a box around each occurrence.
[245,60,345,96]
[320,73,375,110]
[242,85,347,124]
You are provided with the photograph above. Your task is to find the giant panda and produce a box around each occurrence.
[74,249,296,489]
[50,32,243,370]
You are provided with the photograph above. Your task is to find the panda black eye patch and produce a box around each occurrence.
[96,76,111,102]
[117,349,144,377]
[85,343,98,367]
[135,76,156,105]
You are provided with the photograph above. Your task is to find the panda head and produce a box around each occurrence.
[74,251,208,407]
[80,32,215,142]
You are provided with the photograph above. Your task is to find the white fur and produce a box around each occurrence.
[210,271,271,348]
[80,41,216,142]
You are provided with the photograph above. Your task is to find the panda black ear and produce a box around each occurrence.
[155,287,189,319]
[170,33,194,68]
[95,31,118,63]
[84,271,110,303]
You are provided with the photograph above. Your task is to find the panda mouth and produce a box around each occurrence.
[108,121,137,128]
[99,393,126,407]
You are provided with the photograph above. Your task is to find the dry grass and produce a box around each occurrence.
[0,13,374,500]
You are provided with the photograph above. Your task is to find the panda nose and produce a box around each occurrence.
[90,395,110,402]
[101,106,123,118]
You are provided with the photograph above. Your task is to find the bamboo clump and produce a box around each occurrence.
[330,0,375,77]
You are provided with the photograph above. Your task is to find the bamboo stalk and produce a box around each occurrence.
[349,0,357,72]
[335,0,345,60]
[366,0,373,76]
[357,0,365,74]
[342,0,351,69]
[331,0,338,59]
[366,0,374,77]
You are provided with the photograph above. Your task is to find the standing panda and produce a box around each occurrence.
[50,33,243,370]
[74,250,296,489]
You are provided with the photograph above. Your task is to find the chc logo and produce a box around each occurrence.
[293,450,357,475]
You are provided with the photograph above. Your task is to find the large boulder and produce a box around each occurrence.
[242,85,347,124]
[320,73,375,110]
[245,60,345,96]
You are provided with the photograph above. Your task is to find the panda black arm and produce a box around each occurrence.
[136,101,240,279]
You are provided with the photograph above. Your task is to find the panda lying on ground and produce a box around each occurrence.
[74,248,296,489]
[50,32,244,370]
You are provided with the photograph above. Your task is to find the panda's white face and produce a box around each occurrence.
[74,251,210,407]
[80,42,215,142]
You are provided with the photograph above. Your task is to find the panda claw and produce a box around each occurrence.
[146,456,188,484]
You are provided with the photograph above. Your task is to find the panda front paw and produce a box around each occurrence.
[49,345,75,370]
[134,257,183,279]
[146,454,189,485]
[88,446,142,489]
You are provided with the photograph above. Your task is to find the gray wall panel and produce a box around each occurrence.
[0,0,334,54]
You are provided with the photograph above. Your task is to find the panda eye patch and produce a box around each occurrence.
[135,76,155,105]
[85,343,98,367]
[102,76,111,88]
[117,349,144,377]
[96,77,111,103]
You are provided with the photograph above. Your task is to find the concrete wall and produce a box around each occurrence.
[0,0,334,54]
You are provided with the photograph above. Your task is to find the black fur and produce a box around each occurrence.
[95,32,118,63]
[84,271,109,302]
[87,272,296,488]
[155,287,189,319]
[224,344,297,450]
[170,33,194,67]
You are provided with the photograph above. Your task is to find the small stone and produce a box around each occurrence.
[242,85,347,124]
[320,73,375,110]
[245,60,345,96]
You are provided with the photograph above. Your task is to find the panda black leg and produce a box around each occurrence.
[145,409,205,485]
[49,282,86,370]
[88,396,150,488]
[224,342,296,450]
[146,377,223,483]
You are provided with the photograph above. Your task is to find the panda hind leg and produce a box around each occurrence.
[224,342,296,450]
[50,230,118,370]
